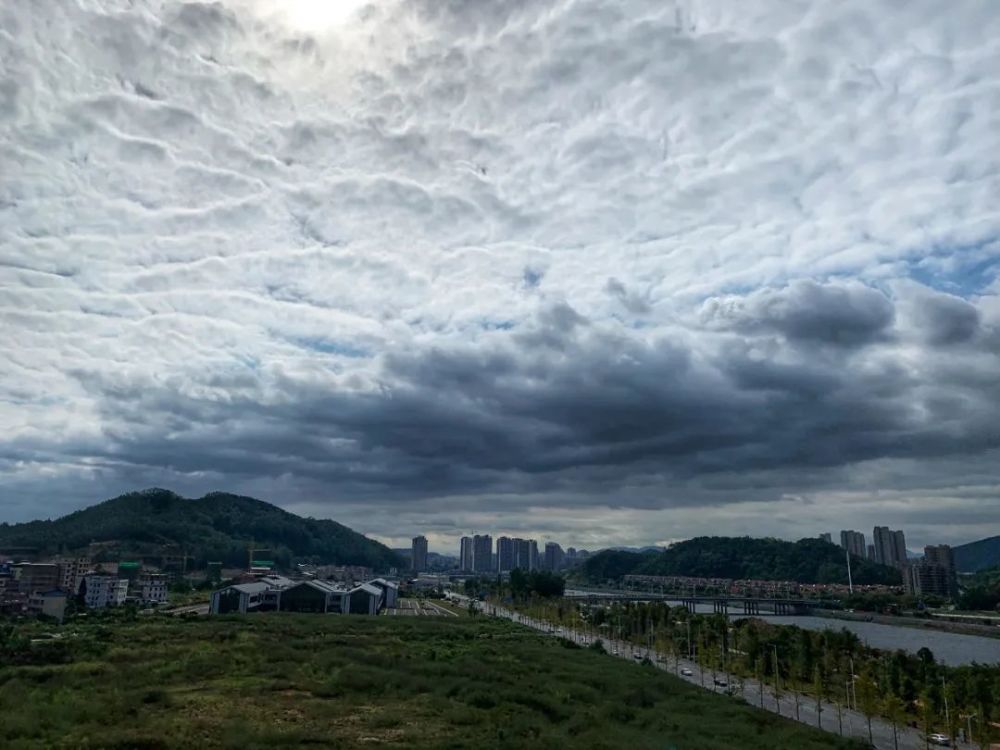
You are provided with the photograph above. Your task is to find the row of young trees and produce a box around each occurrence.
[508,598,998,748]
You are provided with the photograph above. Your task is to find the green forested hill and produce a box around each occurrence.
[953,535,1000,573]
[578,536,902,586]
[0,489,402,571]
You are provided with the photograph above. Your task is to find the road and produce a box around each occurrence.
[449,594,972,750]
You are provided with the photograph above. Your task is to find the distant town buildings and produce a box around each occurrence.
[819,533,833,544]
[445,534,585,574]
[411,536,428,573]
[839,530,866,559]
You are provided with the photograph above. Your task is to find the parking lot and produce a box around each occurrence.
[387,598,460,617]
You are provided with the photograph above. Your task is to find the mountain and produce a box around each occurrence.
[953,535,1000,573]
[0,489,403,571]
[576,536,902,586]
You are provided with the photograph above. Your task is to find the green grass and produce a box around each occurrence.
[0,614,866,749]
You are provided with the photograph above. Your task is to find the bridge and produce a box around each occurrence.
[564,588,817,616]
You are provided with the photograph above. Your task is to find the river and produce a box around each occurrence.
[567,592,1000,666]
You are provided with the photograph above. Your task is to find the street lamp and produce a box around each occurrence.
[963,713,977,744]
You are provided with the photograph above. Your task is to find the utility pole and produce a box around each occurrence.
[773,645,781,715]
[846,549,854,594]
[941,676,950,740]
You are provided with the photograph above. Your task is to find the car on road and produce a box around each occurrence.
[926,733,951,746]
[681,668,694,676]
[713,678,728,688]
[633,653,643,661]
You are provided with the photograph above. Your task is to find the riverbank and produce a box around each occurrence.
[814,608,1000,640]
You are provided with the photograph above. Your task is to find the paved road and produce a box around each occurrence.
[450,595,971,750]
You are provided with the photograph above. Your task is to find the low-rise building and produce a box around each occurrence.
[209,575,292,614]
[81,575,128,609]
[346,583,384,615]
[278,580,347,613]
[368,578,399,608]
[27,590,68,623]
[211,581,276,614]
[130,574,169,605]
[13,563,61,594]
[58,557,91,594]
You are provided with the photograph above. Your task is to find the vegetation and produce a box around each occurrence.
[463,570,565,600]
[0,488,402,570]
[508,598,1000,747]
[578,537,902,586]
[0,613,865,749]
[953,535,1000,574]
[958,567,1000,611]
[838,590,947,614]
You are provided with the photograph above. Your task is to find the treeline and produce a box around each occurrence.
[0,489,402,570]
[463,570,565,600]
[578,537,902,586]
[514,598,998,746]
[958,567,1000,611]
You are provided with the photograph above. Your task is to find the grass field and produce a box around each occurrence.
[0,613,867,749]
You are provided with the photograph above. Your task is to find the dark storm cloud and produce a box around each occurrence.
[702,280,895,346]
[36,285,997,513]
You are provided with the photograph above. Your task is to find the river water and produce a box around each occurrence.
[733,612,1000,666]
[568,592,1000,666]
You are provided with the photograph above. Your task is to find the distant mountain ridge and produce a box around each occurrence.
[953,535,1000,573]
[0,488,402,571]
[577,536,902,586]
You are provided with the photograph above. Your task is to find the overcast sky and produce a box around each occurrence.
[2,0,999,553]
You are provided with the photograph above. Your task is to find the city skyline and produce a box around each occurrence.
[3,0,1000,549]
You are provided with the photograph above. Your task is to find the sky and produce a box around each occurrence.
[2,0,1000,554]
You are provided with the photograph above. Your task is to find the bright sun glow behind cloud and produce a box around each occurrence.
[236,0,369,32]
[283,0,368,30]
